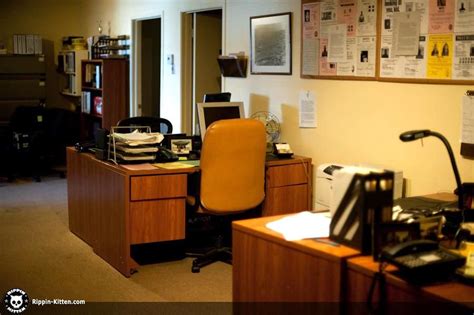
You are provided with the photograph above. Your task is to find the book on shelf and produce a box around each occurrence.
[93,96,102,116]
[81,91,91,113]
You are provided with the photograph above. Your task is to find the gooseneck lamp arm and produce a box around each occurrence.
[399,129,463,210]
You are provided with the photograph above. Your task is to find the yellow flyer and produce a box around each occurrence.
[427,34,453,79]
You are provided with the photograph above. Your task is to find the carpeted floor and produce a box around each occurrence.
[0,175,232,302]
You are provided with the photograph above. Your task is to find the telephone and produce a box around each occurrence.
[381,239,466,282]
[155,147,179,162]
[273,143,293,158]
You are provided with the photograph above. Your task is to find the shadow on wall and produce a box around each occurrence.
[249,93,270,115]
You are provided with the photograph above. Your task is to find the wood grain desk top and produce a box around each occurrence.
[233,214,360,263]
[347,255,474,305]
[67,147,311,176]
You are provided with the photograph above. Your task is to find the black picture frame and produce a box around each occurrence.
[165,134,193,155]
[250,12,292,75]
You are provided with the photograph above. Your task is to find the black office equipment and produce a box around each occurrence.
[381,239,466,283]
[400,129,464,210]
[329,169,394,254]
[155,147,178,162]
[203,92,231,103]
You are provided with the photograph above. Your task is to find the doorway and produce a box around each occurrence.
[181,9,223,135]
[132,17,162,117]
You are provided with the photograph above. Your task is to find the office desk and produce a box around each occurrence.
[346,256,474,311]
[232,215,359,302]
[66,147,312,276]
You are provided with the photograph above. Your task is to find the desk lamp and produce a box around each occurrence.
[399,129,464,210]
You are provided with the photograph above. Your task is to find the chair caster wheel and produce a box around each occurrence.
[192,266,200,273]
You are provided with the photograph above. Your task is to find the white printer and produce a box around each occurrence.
[315,163,403,212]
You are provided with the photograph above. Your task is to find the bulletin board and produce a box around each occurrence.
[300,0,474,84]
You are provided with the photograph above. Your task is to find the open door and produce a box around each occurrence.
[181,9,223,135]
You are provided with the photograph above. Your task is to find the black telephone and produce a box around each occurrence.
[155,147,179,162]
[381,239,466,282]
[273,143,293,158]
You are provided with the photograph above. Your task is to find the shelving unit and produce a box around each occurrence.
[80,58,129,141]
[58,50,88,96]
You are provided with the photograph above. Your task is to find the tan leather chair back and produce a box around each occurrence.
[200,119,266,214]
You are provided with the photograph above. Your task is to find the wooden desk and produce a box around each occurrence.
[66,148,312,276]
[232,215,359,302]
[346,256,474,311]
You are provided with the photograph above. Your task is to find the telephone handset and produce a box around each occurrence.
[381,239,466,282]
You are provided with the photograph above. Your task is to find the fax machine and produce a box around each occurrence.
[315,163,403,212]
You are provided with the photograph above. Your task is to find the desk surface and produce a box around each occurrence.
[233,215,359,262]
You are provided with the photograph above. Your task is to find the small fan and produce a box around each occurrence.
[251,111,281,144]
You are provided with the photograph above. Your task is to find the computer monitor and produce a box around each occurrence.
[203,92,231,103]
[197,101,245,139]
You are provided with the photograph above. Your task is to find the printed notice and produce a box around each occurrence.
[427,33,453,78]
[299,90,317,128]
[462,95,474,144]
[392,11,421,56]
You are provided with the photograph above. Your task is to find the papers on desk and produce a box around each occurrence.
[111,130,164,146]
[266,211,331,241]
[153,162,197,169]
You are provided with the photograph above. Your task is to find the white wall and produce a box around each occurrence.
[1,0,472,201]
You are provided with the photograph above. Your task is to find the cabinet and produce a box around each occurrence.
[0,55,46,121]
[80,58,129,140]
[58,50,88,96]
[263,156,313,216]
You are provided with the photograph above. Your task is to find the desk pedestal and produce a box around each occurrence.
[232,215,359,302]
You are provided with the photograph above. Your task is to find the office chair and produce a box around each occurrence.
[117,116,173,134]
[8,105,49,182]
[186,118,266,273]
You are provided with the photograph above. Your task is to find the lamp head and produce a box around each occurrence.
[399,129,432,142]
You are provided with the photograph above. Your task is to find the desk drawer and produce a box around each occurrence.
[130,199,186,244]
[266,163,309,188]
[130,174,187,201]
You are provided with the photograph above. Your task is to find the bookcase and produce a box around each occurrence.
[58,49,88,96]
[80,58,129,140]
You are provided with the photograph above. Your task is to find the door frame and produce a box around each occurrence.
[131,14,164,117]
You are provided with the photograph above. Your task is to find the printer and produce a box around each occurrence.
[315,163,403,212]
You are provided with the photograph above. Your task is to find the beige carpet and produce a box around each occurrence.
[0,176,232,302]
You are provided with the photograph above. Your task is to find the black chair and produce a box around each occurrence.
[8,105,49,181]
[117,116,173,134]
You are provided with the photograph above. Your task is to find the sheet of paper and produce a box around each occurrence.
[299,90,317,128]
[266,211,331,241]
[153,162,197,169]
[392,11,421,56]
[120,163,157,171]
[461,95,474,144]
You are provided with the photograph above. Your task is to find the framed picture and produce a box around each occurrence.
[250,12,292,75]
[373,222,420,260]
[165,134,193,155]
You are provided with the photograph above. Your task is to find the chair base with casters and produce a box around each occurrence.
[185,204,260,273]
[189,235,232,273]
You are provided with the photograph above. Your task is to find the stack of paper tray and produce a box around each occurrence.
[109,128,164,164]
